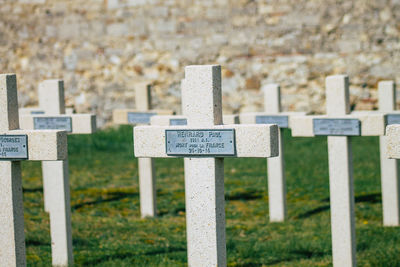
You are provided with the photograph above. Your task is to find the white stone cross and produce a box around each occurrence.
[0,74,68,267]
[291,75,386,267]
[113,82,173,218]
[18,79,96,266]
[350,81,400,226]
[239,84,306,222]
[134,65,279,266]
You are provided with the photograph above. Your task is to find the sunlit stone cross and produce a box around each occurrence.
[0,74,68,267]
[291,75,386,267]
[239,84,306,222]
[134,65,279,266]
[18,79,96,266]
[113,82,173,218]
[351,80,400,226]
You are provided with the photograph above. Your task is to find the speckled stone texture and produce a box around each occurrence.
[134,65,279,266]
[326,75,356,267]
[378,81,400,226]
[387,125,400,159]
[0,74,68,267]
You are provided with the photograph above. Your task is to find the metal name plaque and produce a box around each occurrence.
[170,119,187,126]
[34,117,72,132]
[31,111,45,115]
[0,135,28,160]
[127,112,156,124]
[313,119,360,136]
[166,129,236,157]
[386,114,400,125]
[255,115,289,128]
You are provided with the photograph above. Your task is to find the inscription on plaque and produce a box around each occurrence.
[313,119,360,136]
[256,115,289,128]
[34,117,72,132]
[31,111,45,115]
[0,135,28,160]
[170,118,187,126]
[127,112,156,124]
[166,129,236,156]
[386,114,400,125]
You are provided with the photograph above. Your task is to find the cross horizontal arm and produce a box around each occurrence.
[6,129,68,160]
[150,115,239,126]
[134,124,279,158]
[240,112,307,127]
[19,114,96,134]
[113,109,174,124]
[291,113,386,137]
[386,125,400,159]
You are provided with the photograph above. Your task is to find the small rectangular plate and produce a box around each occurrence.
[31,111,45,115]
[127,112,156,124]
[313,118,360,136]
[0,135,28,160]
[170,119,187,126]
[256,115,289,128]
[386,114,400,125]
[34,117,72,132]
[166,129,236,157]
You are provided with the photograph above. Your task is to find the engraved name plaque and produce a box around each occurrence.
[0,135,28,160]
[127,112,156,124]
[170,119,187,126]
[166,129,236,157]
[313,118,360,136]
[255,115,289,128]
[34,117,72,132]
[31,111,45,115]
[386,114,400,125]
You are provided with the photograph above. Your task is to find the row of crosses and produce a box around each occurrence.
[2,66,400,267]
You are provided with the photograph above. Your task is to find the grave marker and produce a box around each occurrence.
[377,81,400,226]
[0,74,68,266]
[239,84,306,222]
[18,79,96,266]
[291,75,387,267]
[113,83,173,218]
[350,81,400,226]
[134,65,279,266]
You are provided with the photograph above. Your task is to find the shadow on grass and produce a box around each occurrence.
[72,191,138,210]
[81,247,185,265]
[295,192,381,219]
[23,187,43,193]
[321,192,381,204]
[266,249,327,266]
[26,238,48,247]
[226,190,263,201]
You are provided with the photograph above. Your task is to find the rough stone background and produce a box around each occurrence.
[1,0,400,126]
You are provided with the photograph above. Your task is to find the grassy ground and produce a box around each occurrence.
[21,125,400,266]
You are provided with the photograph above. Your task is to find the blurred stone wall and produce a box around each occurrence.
[1,0,400,126]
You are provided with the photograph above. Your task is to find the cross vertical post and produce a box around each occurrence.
[378,81,400,226]
[0,74,26,267]
[136,84,157,218]
[38,80,73,266]
[0,74,68,267]
[183,66,226,266]
[264,84,286,222]
[326,75,356,267]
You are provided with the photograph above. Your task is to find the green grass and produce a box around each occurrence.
[21,125,400,266]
